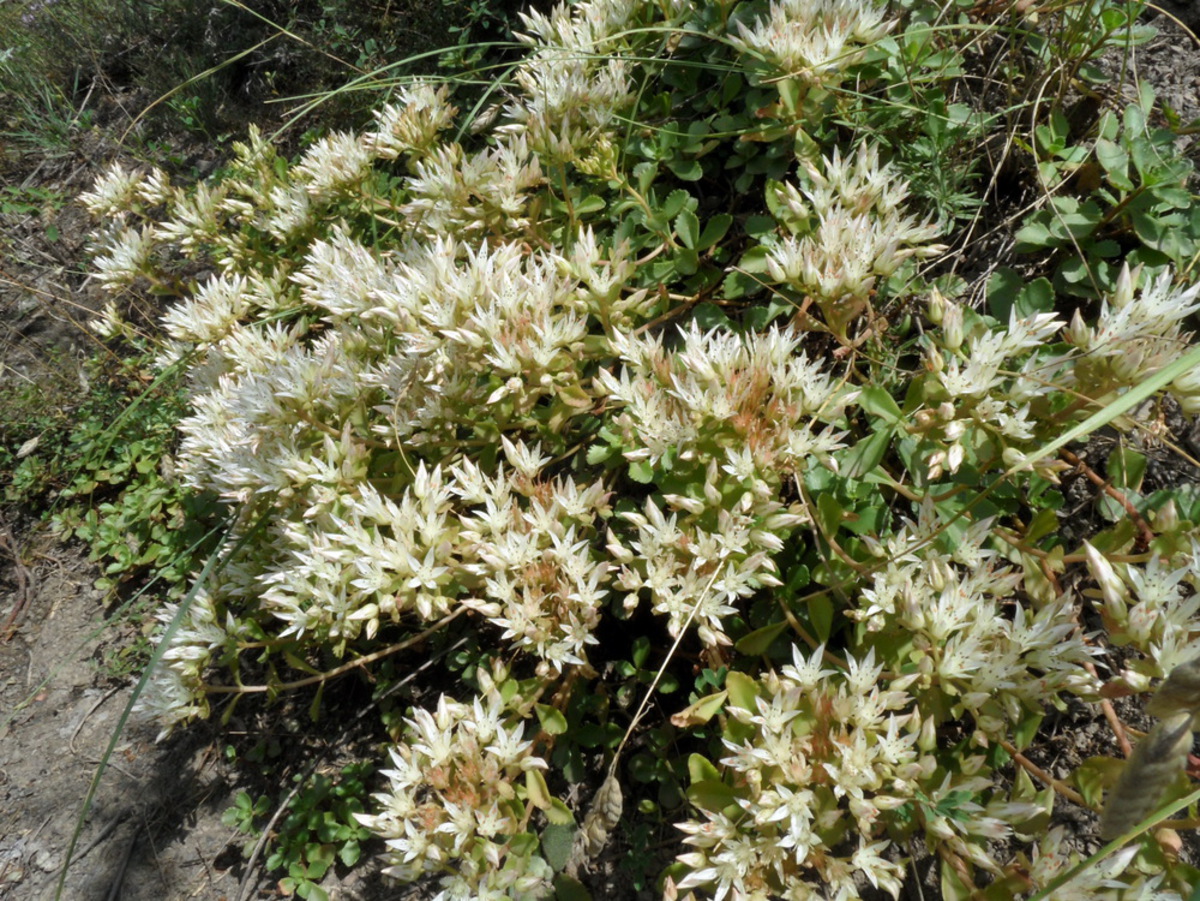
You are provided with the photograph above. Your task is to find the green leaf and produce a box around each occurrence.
[735,620,788,656]
[526,768,554,810]
[693,301,734,330]
[536,703,569,735]
[675,208,700,249]
[1026,507,1059,543]
[835,431,892,482]
[986,266,1022,320]
[547,797,575,826]
[809,593,834,643]
[666,157,703,181]
[1108,447,1146,491]
[553,873,593,901]
[724,670,759,711]
[815,492,843,538]
[1094,138,1133,190]
[696,213,733,250]
[688,753,722,785]
[1016,277,1054,317]
[670,691,727,727]
[858,386,902,423]
[662,189,691,219]
[673,247,699,275]
[627,460,654,483]
[542,822,576,871]
[1071,756,1123,808]
[743,214,777,238]
[338,841,361,867]
[586,443,615,465]
[575,194,606,215]
[1013,218,1056,253]
[1012,712,1043,751]
[687,779,737,812]
[308,681,325,723]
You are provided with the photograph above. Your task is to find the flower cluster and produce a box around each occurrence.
[1085,540,1200,683]
[676,647,1022,901]
[355,689,555,899]
[731,0,892,85]
[855,507,1099,734]
[766,145,945,336]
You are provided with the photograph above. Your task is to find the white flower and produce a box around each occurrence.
[731,0,892,82]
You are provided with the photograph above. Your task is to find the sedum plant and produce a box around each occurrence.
[79,0,1200,897]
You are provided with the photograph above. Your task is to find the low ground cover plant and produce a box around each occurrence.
[64,0,1200,897]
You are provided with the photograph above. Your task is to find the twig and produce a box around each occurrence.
[999,738,1089,807]
[0,524,34,642]
[75,809,129,862]
[69,685,124,754]
[203,607,465,695]
[1059,448,1155,549]
[235,765,312,901]
[105,823,142,901]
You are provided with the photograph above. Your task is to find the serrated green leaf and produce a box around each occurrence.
[547,797,574,826]
[627,460,654,483]
[1016,277,1054,316]
[586,443,614,465]
[667,157,703,180]
[675,208,700,249]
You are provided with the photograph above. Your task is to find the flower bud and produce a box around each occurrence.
[1065,308,1090,347]
[1120,668,1153,693]
[927,289,946,325]
[1154,499,1179,533]
[1083,541,1130,619]
[925,345,945,374]
[919,714,938,752]
[1002,447,1030,471]
[941,301,964,351]
[1112,262,1140,309]
[912,409,936,431]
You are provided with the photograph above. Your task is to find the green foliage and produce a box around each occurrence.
[0,346,223,609]
[222,763,374,901]
[1014,81,1200,298]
